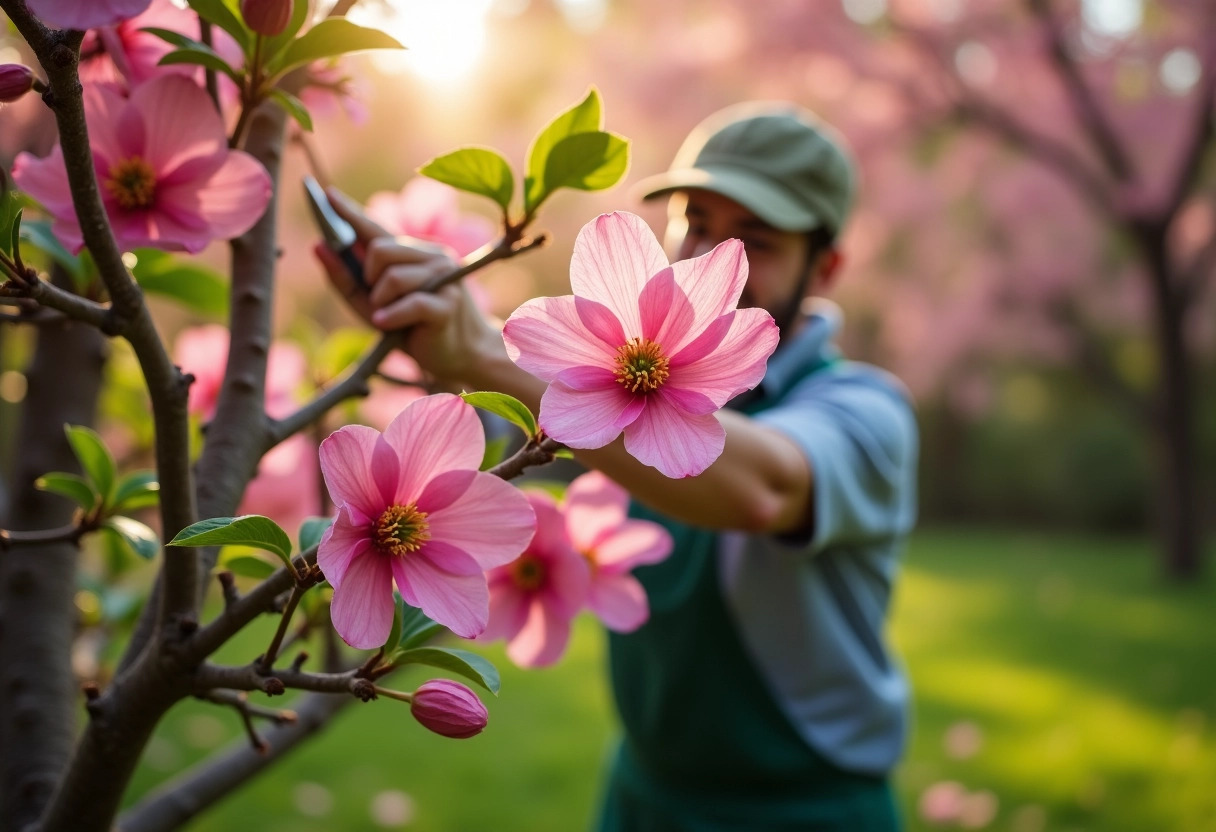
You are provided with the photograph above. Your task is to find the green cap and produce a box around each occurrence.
[634,101,857,234]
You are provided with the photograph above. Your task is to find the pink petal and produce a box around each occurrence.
[318,424,387,516]
[542,544,592,619]
[525,492,576,564]
[329,550,395,649]
[668,308,779,407]
[622,394,725,478]
[553,365,619,392]
[506,598,573,668]
[659,386,719,416]
[563,471,629,552]
[480,577,531,642]
[128,76,227,179]
[575,296,628,348]
[424,473,536,569]
[85,83,131,170]
[370,435,401,507]
[157,150,271,242]
[669,238,749,335]
[538,380,643,449]
[26,0,152,29]
[395,547,490,638]
[503,295,619,381]
[12,148,75,218]
[593,521,674,571]
[414,469,476,515]
[638,267,695,354]
[316,506,374,589]
[569,212,669,336]
[382,394,484,505]
[668,311,733,366]
[588,573,650,633]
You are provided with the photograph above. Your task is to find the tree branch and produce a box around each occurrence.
[195,664,373,698]
[488,436,563,481]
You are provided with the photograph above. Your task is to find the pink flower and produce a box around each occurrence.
[174,325,304,420]
[25,0,152,30]
[409,679,488,739]
[482,492,590,668]
[240,0,292,36]
[300,60,369,125]
[366,178,496,258]
[564,471,672,632]
[317,394,536,647]
[502,212,779,478]
[12,75,270,254]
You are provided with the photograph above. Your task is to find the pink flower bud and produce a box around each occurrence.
[240,0,292,36]
[409,679,488,739]
[0,65,34,104]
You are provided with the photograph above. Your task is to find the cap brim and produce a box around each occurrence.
[632,165,826,233]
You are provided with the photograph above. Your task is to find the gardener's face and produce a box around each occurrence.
[665,189,823,330]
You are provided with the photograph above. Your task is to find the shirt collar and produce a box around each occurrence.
[758,297,843,399]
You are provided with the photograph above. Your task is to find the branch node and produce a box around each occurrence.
[351,678,377,702]
[261,677,285,697]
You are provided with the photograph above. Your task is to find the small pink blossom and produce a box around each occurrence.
[0,65,35,104]
[25,0,152,30]
[240,0,292,36]
[503,211,779,479]
[300,60,369,125]
[482,492,590,668]
[174,325,304,421]
[12,75,270,254]
[564,471,672,632]
[366,177,496,258]
[920,781,967,825]
[317,394,536,647]
[409,679,488,739]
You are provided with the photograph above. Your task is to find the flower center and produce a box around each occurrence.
[580,549,598,573]
[510,554,547,591]
[105,157,157,210]
[373,504,431,557]
[613,337,670,394]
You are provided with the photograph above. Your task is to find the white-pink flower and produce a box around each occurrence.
[564,471,672,632]
[13,75,270,254]
[318,394,536,647]
[26,0,152,30]
[366,177,496,259]
[482,492,590,668]
[503,211,779,478]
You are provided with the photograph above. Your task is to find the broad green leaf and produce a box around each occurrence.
[170,515,294,567]
[35,472,97,511]
[158,46,243,84]
[391,646,500,695]
[397,604,445,650]
[525,87,602,211]
[418,147,514,213]
[113,470,160,512]
[262,0,312,67]
[268,88,313,131]
[270,19,404,77]
[65,425,116,506]
[5,207,20,259]
[297,516,333,553]
[539,131,630,205]
[460,391,538,438]
[139,26,199,48]
[185,0,250,52]
[218,548,279,579]
[131,249,229,319]
[0,189,22,257]
[480,435,509,471]
[103,516,160,560]
[20,221,88,290]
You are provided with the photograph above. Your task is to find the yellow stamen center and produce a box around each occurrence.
[613,337,670,394]
[373,504,431,556]
[580,549,598,573]
[510,554,547,591]
[105,157,157,210]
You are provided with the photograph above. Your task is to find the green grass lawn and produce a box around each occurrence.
[124,528,1216,831]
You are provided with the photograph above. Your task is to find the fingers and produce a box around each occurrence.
[371,284,459,331]
[315,243,373,322]
[324,186,392,243]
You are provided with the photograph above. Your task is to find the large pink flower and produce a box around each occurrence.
[366,177,496,258]
[12,75,270,254]
[503,211,779,478]
[564,471,672,633]
[482,491,590,668]
[318,394,536,647]
[25,0,151,30]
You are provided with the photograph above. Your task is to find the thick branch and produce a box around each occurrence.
[0,276,111,330]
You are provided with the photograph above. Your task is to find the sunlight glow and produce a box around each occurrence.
[1081,0,1142,38]
[351,0,493,83]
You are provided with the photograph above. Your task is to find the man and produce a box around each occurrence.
[321,101,918,831]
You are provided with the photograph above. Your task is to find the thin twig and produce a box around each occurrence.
[257,586,304,673]
[487,436,563,481]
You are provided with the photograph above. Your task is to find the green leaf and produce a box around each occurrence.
[460,391,538,439]
[384,593,407,652]
[64,425,116,507]
[539,131,630,206]
[267,88,313,131]
[35,472,97,511]
[4,205,20,259]
[261,0,312,67]
[130,249,229,319]
[158,45,243,84]
[270,19,404,77]
[185,0,250,52]
[391,646,500,695]
[397,604,445,650]
[480,435,509,471]
[218,548,280,579]
[112,470,160,512]
[103,516,160,560]
[170,515,294,568]
[316,327,375,381]
[525,87,602,211]
[19,220,88,290]
[297,516,333,553]
[139,26,200,48]
[418,147,514,213]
